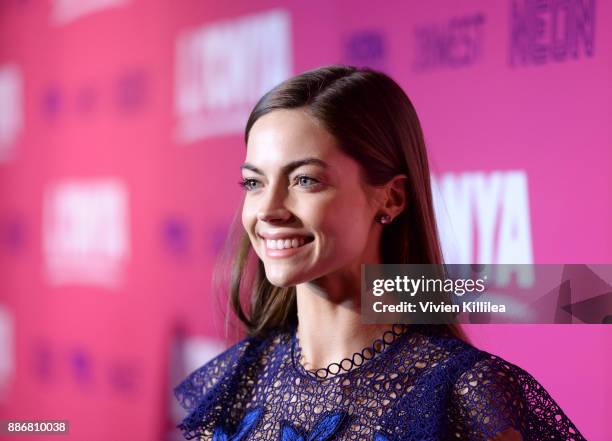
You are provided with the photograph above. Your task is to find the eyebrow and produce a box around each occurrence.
[240,157,329,175]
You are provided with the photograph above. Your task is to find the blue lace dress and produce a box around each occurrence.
[174,325,585,440]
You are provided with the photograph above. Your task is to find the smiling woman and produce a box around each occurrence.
[173,65,585,441]
[241,108,387,289]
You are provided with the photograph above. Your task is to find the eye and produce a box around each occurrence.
[293,175,320,188]
[238,178,261,191]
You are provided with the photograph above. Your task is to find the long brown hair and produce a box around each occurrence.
[214,65,465,342]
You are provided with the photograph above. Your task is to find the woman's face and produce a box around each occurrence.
[241,108,382,288]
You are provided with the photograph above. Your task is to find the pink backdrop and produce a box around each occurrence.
[0,0,609,440]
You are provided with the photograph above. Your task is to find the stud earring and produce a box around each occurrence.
[379,214,391,224]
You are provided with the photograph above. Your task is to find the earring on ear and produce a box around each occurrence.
[378,214,391,224]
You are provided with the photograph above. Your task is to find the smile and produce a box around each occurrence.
[262,235,314,258]
[265,237,313,250]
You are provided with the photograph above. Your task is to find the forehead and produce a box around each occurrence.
[245,109,341,166]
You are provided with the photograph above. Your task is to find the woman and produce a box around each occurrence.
[174,66,585,440]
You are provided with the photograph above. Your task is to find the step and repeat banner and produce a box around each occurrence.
[0,0,610,440]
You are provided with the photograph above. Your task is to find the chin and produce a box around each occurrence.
[264,266,307,288]
[265,273,299,288]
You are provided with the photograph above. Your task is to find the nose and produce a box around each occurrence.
[257,209,292,223]
[256,184,293,223]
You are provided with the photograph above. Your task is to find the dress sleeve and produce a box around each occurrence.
[174,338,252,411]
[174,337,254,439]
[447,354,586,441]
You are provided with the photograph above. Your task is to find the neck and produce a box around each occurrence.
[294,271,391,371]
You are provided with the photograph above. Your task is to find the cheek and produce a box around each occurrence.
[241,196,256,221]
[316,195,373,255]
[241,200,258,238]
[240,204,249,230]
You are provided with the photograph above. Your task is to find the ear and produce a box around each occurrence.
[379,174,408,221]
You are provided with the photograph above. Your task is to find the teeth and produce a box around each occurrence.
[266,237,309,250]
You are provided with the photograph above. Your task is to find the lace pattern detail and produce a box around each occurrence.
[174,325,585,440]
